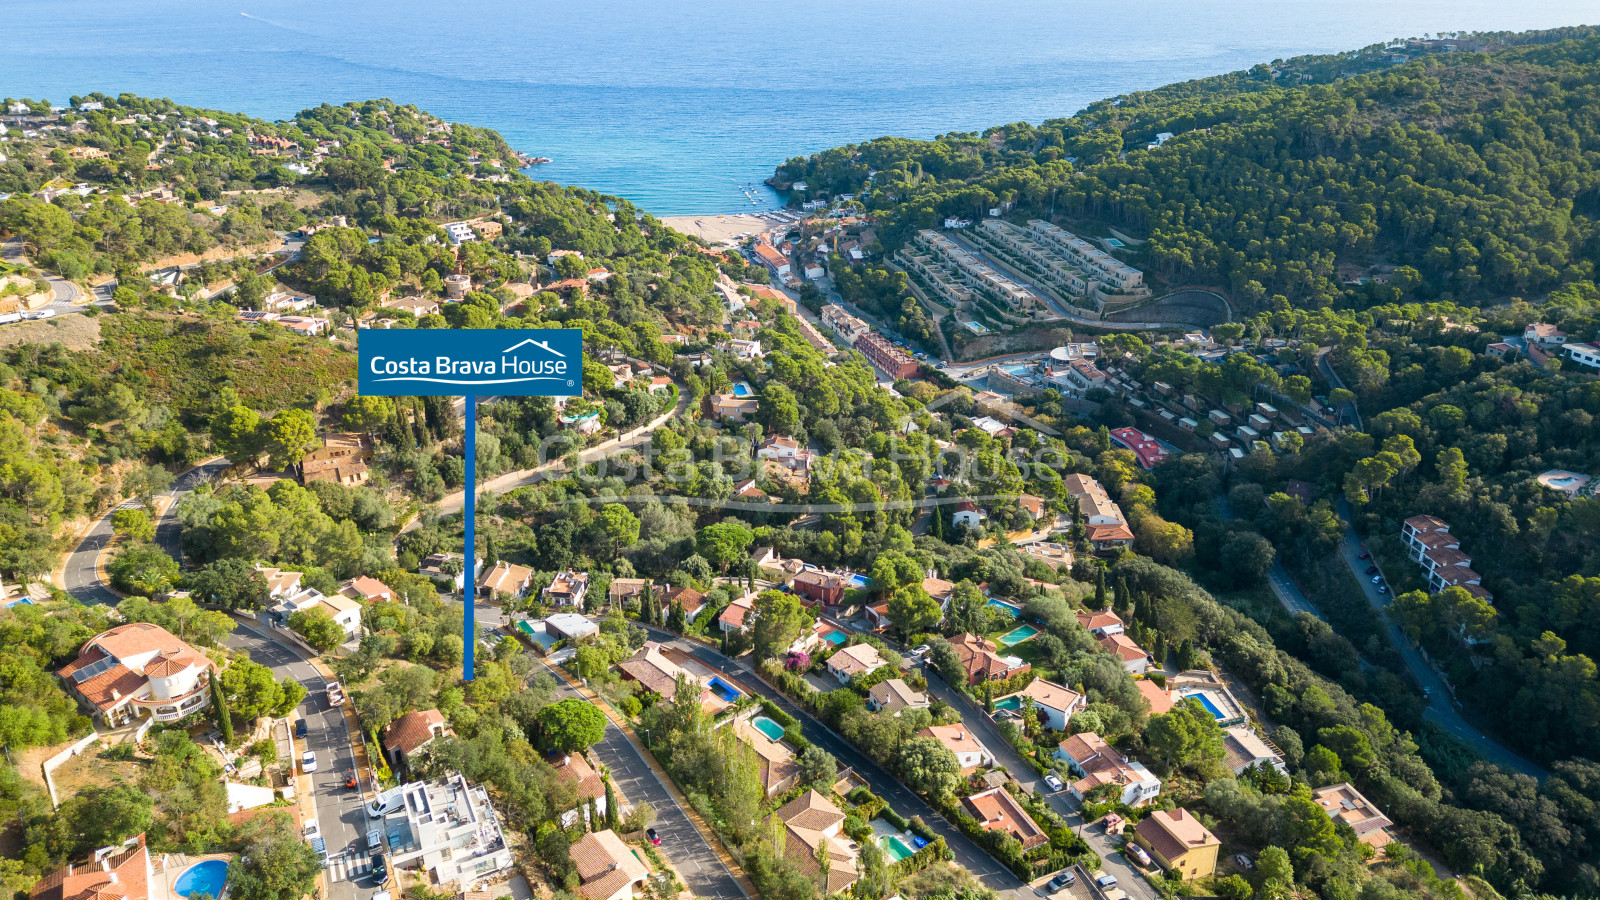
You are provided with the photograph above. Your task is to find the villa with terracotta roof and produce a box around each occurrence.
[1137,679,1174,715]
[543,569,591,608]
[1057,732,1161,807]
[342,575,394,603]
[719,595,755,634]
[826,643,887,684]
[29,835,151,900]
[382,708,452,777]
[658,585,708,622]
[1313,782,1394,849]
[950,633,1031,684]
[1099,632,1151,674]
[570,829,651,900]
[1133,808,1220,879]
[257,571,364,640]
[616,642,706,702]
[769,791,858,894]
[296,432,372,486]
[962,786,1048,850]
[1075,608,1124,637]
[918,724,994,771]
[608,578,652,606]
[58,624,217,726]
[867,678,929,714]
[550,751,608,828]
[734,719,801,796]
[1086,522,1136,552]
[997,677,1085,731]
[479,561,535,599]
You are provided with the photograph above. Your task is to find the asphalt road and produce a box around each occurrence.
[1333,498,1545,779]
[639,627,1033,899]
[225,624,378,900]
[537,658,748,900]
[61,459,229,606]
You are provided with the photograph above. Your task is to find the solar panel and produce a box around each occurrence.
[72,656,116,683]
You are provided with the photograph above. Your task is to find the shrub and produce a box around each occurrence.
[881,806,910,831]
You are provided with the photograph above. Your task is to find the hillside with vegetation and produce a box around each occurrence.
[775,27,1600,315]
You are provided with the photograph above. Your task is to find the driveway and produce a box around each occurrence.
[224,623,378,900]
[1334,498,1544,778]
[638,628,1032,899]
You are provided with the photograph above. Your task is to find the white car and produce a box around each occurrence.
[304,818,320,842]
[34,309,55,319]
[1042,774,1065,793]
[302,749,318,773]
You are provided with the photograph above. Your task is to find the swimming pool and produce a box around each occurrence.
[880,834,918,862]
[845,574,871,589]
[732,382,754,397]
[751,716,786,741]
[998,624,1039,646]
[821,629,848,645]
[993,695,1024,711]
[173,860,229,900]
[1186,691,1226,721]
[707,676,741,703]
[987,599,1021,616]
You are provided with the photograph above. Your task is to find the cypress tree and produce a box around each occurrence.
[604,777,619,830]
[211,675,233,744]
[1094,568,1107,609]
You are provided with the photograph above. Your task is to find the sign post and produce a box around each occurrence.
[358,328,583,680]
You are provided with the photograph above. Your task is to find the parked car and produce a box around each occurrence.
[1371,575,1384,584]
[326,681,344,706]
[1365,566,1379,575]
[1358,550,1371,560]
[1233,854,1254,870]
[294,718,308,738]
[1042,774,1064,793]
[303,819,320,842]
[301,749,318,773]
[1378,585,1389,594]
[1095,874,1118,889]
[1045,870,1077,893]
[1126,844,1151,866]
[369,854,388,885]
[647,827,660,846]
[367,828,384,853]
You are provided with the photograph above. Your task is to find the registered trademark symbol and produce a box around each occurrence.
[567,379,574,387]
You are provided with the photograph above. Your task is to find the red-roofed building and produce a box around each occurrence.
[29,835,151,900]
[1100,632,1151,674]
[382,708,453,777]
[1109,427,1171,470]
[58,624,217,726]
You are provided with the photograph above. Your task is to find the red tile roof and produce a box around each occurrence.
[382,709,450,757]
[30,835,149,900]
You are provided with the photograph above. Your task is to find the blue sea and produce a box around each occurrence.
[3,0,1594,215]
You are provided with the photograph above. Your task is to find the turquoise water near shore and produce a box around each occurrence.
[2,0,1594,214]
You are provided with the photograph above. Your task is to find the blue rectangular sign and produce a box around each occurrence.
[358,328,583,397]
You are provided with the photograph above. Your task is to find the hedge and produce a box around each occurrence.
[880,806,910,831]
[888,837,951,878]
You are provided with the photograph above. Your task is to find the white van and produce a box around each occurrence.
[367,786,404,818]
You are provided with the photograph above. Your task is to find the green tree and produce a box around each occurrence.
[263,409,318,470]
[796,745,838,789]
[696,522,755,572]
[108,543,180,596]
[227,812,323,900]
[186,558,270,611]
[1145,698,1225,772]
[341,396,394,436]
[288,607,345,652]
[753,589,811,661]
[211,674,234,743]
[898,736,961,798]
[887,583,942,639]
[535,698,607,753]
[111,508,155,542]
[210,405,265,463]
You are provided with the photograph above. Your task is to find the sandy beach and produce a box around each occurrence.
[661,212,789,245]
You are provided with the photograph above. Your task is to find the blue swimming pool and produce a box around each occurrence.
[1188,692,1226,721]
[751,716,787,741]
[822,630,848,645]
[987,599,1021,616]
[707,676,741,702]
[173,860,229,900]
[733,382,753,397]
[846,574,871,589]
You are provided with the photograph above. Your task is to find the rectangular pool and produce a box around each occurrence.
[733,382,754,397]
[998,624,1039,646]
[1186,691,1226,721]
[846,574,872,589]
[751,716,786,741]
[987,599,1021,616]
[993,695,1024,711]
[707,676,741,703]
[880,834,917,862]
[822,630,848,645]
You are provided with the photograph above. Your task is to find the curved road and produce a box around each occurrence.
[1334,497,1544,778]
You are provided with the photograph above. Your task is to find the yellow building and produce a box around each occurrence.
[1133,808,1221,879]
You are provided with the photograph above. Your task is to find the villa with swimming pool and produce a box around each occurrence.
[950,632,1031,685]
[30,834,154,900]
[995,677,1086,731]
